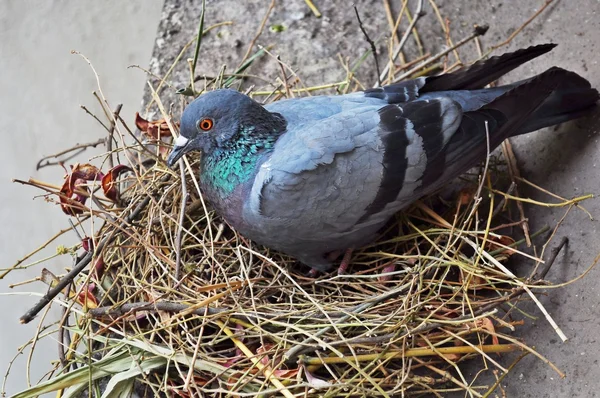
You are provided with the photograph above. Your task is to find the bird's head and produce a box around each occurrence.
[166,89,285,167]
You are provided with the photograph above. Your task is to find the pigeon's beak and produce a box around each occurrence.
[166,135,190,168]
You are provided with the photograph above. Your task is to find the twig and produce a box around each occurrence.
[376,0,424,87]
[80,105,109,131]
[57,284,72,369]
[393,24,489,83]
[174,159,189,280]
[490,0,554,50]
[301,344,518,365]
[428,0,461,65]
[191,0,206,80]
[491,182,517,218]
[536,237,568,280]
[215,320,296,398]
[354,6,381,86]
[35,138,106,170]
[276,55,292,98]
[88,300,226,318]
[145,21,233,105]
[106,104,123,169]
[464,237,568,342]
[382,0,402,45]
[516,176,594,220]
[489,225,550,256]
[482,352,530,398]
[19,174,170,324]
[304,0,321,17]
[501,139,531,246]
[238,0,275,68]
[489,191,593,208]
[0,220,87,280]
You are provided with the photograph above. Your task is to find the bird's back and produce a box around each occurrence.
[229,45,598,271]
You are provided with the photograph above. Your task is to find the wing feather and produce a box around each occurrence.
[246,98,463,238]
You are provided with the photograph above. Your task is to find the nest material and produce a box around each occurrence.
[74,162,574,398]
[8,1,595,397]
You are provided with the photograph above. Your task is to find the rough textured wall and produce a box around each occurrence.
[144,1,600,397]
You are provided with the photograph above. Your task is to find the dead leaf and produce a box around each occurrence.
[81,237,93,252]
[486,235,516,257]
[76,283,98,308]
[474,317,500,345]
[304,366,332,388]
[101,164,132,202]
[93,256,105,280]
[60,163,103,216]
[40,268,97,308]
[135,112,176,140]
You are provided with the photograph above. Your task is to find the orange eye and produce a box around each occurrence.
[199,118,213,131]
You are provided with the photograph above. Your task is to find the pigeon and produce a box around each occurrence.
[167,44,598,272]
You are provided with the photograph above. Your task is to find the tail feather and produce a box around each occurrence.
[422,44,557,92]
[364,44,557,104]
[520,70,599,133]
[419,67,590,196]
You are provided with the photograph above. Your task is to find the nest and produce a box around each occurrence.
[8,1,596,397]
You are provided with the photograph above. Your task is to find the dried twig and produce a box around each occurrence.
[304,0,321,17]
[393,24,489,83]
[106,104,123,169]
[354,6,382,86]
[490,0,554,50]
[376,0,424,86]
[238,0,276,68]
[19,174,170,324]
[502,139,532,246]
[174,159,189,280]
[36,138,106,170]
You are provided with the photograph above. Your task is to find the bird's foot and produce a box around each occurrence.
[337,248,354,275]
[377,263,397,282]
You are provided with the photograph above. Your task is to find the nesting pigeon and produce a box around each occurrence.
[167,44,598,272]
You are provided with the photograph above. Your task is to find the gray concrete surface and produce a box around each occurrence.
[144,1,600,396]
[0,1,163,396]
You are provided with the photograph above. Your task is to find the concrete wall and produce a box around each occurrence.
[0,1,163,395]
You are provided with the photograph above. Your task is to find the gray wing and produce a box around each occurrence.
[246,98,462,240]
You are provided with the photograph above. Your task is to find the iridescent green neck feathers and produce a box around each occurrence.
[201,125,280,196]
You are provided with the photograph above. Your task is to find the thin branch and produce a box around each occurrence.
[80,105,109,131]
[304,0,321,17]
[376,0,424,87]
[88,301,226,318]
[354,6,381,86]
[106,104,123,169]
[302,344,518,365]
[19,174,171,324]
[174,159,189,280]
[36,138,106,170]
[490,0,554,50]
[393,24,489,83]
[238,0,275,68]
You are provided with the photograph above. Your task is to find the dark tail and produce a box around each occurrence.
[421,44,557,92]
[519,70,599,133]
[363,44,558,104]
[421,42,598,132]
[422,67,597,196]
